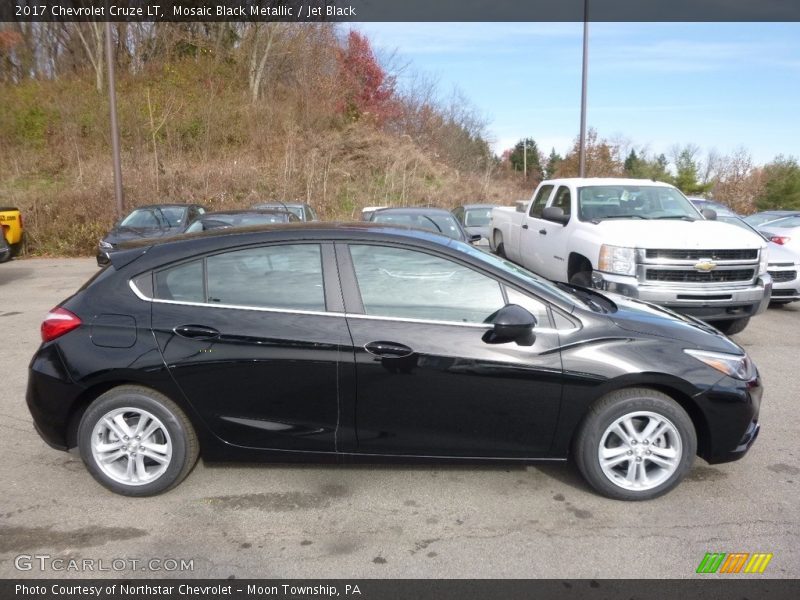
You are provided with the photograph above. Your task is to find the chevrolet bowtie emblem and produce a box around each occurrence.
[694,259,717,272]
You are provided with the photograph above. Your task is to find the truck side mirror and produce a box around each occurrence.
[542,206,570,225]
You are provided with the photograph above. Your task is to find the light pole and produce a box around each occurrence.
[105,20,124,217]
[578,0,589,177]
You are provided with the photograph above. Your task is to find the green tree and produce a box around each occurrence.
[544,148,562,179]
[508,137,543,180]
[673,148,711,194]
[624,149,645,177]
[757,156,800,210]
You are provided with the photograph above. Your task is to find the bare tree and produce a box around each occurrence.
[74,22,105,92]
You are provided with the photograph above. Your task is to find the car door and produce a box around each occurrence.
[529,185,573,281]
[519,184,555,272]
[148,242,352,452]
[337,242,563,458]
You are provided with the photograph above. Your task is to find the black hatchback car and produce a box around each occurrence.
[28,224,761,500]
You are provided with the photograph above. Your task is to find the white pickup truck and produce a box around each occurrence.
[490,178,772,334]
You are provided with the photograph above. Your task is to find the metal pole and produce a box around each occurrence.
[578,0,589,177]
[523,139,527,180]
[105,20,124,217]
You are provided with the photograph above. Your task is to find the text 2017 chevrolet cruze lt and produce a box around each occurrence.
[28,223,761,500]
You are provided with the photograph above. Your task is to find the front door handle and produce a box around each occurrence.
[522,224,529,230]
[364,341,415,358]
[174,324,220,340]
[538,228,547,235]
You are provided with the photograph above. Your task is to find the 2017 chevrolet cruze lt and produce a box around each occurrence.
[27,223,761,500]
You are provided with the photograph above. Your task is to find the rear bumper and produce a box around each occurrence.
[593,272,772,321]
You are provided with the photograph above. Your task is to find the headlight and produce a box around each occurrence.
[598,245,637,276]
[98,240,113,250]
[758,248,768,275]
[684,349,756,380]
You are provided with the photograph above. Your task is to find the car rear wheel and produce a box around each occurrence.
[573,388,696,500]
[78,385,199,496]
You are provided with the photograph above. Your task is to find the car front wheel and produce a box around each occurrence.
[573,388,696,500]
[78,385,199,496]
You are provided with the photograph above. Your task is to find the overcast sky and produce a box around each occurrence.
[357,22,800,165]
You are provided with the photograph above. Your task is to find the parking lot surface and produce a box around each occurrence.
[1,258,798,578]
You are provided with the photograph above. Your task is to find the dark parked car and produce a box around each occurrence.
[29,224,761,500]
[184,209,299,233]
[369,207,480,244]
[0,229,10,263]
[97,204,206,266]
[452,204,498,246]
[252,202,318,221]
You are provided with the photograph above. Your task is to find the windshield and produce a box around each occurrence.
[578,185,702,221]
[464,208,492,227]
[764,215,800,228]
[455,242,581,307]
[372,212,464,240]
[743,213,793,227]
[185,213,291,233]
[120,207,187,229]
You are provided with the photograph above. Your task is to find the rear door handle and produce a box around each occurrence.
[364,341,414,358]
[522,224,529,230]
[538,229,547,235]
[174,324,220,340]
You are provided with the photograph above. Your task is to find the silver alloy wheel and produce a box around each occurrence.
[598,410,683,491]
[90,407,173,486]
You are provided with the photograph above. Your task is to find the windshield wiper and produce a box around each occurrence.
[555,282,606,313]
[654,215,696,221]
[420,215,444,233]
[597,214,649,220]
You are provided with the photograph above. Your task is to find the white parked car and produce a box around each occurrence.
[490,178,771,335]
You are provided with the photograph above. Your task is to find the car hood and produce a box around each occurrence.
[593,219,765,250]
[104,226,182,244]
[603,291,744,353]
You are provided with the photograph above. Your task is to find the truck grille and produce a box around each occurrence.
[768,270,797,283]
[645,249,758,261]
[646,269,755,283]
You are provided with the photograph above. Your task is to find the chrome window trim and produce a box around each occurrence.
[129,280,576,334]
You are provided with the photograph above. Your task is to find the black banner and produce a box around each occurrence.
[4,0,800,23]
[4,580,800,600]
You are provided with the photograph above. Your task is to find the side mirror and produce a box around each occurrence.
[701,208,717,220]
[515,201,528,213]
[483,304,537,346]
[469,233,482,243]
[542,206,570,225]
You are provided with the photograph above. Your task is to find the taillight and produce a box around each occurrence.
[41,308,82,342]
[770,235,790,245]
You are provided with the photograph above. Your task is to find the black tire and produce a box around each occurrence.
[573,388,696,501]
[78,385,199,496]
[0,234,10,263]
[712,317,750,336]
[569,269,592,288]
[493,231,506,258]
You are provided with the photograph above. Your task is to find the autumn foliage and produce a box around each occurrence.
[336,30,399,125]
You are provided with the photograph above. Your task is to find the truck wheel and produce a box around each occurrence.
[573,388,696,501]
[713,317,750,336]
[78,385,199,496]
[569,270,592,288]
[493,231,506,258]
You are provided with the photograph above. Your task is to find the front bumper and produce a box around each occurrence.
[592,272,772,321]
[767,264,800,303]
[700,372,762,464]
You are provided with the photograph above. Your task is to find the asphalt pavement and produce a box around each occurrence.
[0,258,798,578]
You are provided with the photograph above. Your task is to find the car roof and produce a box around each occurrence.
[458,204,497,210]
[253,202,307,208]
[129,204,199,210]
[372,207,454,216]
[541,177,675,188]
